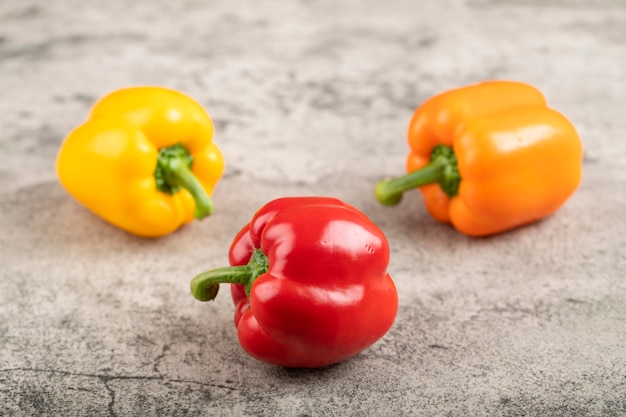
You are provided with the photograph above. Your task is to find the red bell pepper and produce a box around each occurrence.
[190,197,398,368]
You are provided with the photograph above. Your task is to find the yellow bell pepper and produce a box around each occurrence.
[56,86,225,237]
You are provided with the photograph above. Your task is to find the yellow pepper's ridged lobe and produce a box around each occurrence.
[56,87,224,237]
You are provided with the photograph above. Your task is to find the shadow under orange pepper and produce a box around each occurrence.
[375,80,583,237]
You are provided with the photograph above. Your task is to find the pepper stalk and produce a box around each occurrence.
[375,144,461,205]
[190,249,269,301]
[155,143,214,219]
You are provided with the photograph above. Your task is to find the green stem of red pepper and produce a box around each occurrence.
[190,249,269,301]
[154,143,214,219]
[374,144,461,205]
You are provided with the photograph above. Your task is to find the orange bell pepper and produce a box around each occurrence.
[375,81,583,236]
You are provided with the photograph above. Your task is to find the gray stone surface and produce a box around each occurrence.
[1,0,625,416]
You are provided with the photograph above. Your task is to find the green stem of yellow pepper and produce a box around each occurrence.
[155,143,213,219]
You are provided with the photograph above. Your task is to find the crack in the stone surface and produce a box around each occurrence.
[101,377,116,417]
[152,343,170,375]
[0,367,239,391]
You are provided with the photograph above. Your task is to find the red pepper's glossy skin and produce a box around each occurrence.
[228,197,398,368]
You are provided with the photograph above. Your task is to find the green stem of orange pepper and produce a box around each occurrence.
[375,145,461,205]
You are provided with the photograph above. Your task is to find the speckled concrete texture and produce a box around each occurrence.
[1,1,625,416]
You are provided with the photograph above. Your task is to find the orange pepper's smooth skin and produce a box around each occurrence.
[56,87,225,237]
[376,81,583,236]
